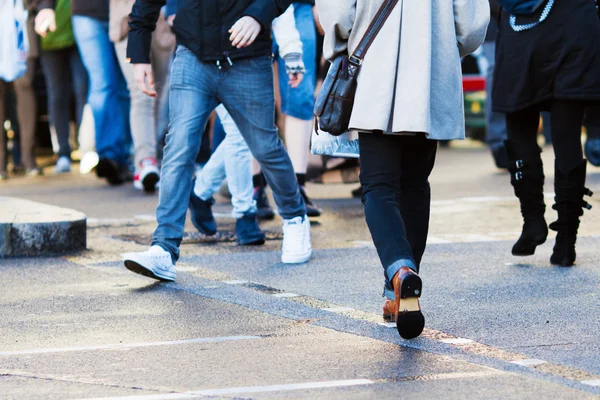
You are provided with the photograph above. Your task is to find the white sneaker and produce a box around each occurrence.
[80,152,99,174]
[139,157,159,192]
[123,245,176,281]
[281,215,312,264]
[54,156,71,174]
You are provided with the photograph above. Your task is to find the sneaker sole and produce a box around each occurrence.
[238,237,266,246]
[142,172,159,193]
[124,260,175,282]
[306,207,321,217]
[282,250,312,264]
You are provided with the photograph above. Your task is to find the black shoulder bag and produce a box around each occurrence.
[314,0,399,136]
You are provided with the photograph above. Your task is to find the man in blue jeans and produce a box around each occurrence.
[122,0,312,281]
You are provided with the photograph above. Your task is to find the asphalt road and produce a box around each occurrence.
[1,144,599,399]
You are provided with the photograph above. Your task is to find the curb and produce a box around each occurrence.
[0,197,87,258]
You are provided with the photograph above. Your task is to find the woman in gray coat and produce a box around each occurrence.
[316,0,489,339]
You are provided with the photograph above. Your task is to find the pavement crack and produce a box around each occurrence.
[0,371,168,394]
[513,343,575,348]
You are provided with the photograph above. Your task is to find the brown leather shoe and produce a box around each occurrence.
[383,299,396,322]
[391,267,424,339]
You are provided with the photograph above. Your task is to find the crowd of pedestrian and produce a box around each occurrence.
[2,0,600,341]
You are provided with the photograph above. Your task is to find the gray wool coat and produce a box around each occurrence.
[316,0,490,140]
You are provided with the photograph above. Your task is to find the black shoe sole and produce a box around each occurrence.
[395,271,424,340]
[256,209,276,221]
[142,172,159,192]
[96,158,117,179]
[400,273,422,299]
[512,237,547,256]
[124,260,171,282]
[237,237,266,246]
[550,250,576,267]
[97,158,127,185]
[396,311,425,340]
[306,206,321,217]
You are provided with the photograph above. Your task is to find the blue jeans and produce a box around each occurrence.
[359,133,436,301]
[72,16,130,163]
[194,105,256,219]
[153,46,305,262]
[273,3,316,121]
[212,114,226,152]
[483,42,507,151]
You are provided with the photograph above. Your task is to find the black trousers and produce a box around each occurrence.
[506,100,586,174]
[0,58,38,173]
[359,132,437,294]
[40,46,88,159]
[584,106,600,140]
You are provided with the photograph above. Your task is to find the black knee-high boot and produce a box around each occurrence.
[549,160,593,267]
[505,140,549,256]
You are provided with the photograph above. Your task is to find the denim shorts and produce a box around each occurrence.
[273,3,317,121]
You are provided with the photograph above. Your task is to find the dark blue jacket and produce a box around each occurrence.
[127,0,293,64]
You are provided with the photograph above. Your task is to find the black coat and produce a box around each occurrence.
[485,0,501,41]
[127,0,293,64]
[493,0,600,113]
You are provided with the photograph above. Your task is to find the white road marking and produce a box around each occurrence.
[426,236,451,244]
[272,292,299,298]
[416,370,505,380]
[511,359,548,367]
[581,380,600,387]
[440,338,474,345]
[87,218,133,225]
[0,336,261,357]
[134,215,156,221]
[223,280,248,285]
[321,307,355,313]
[212,212,233,219]
[462,196,510,203]
[350,240,375,248]
[440,234,497,242]
[79,379,375,400]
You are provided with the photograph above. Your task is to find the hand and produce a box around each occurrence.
[288,72,304,89]
[283,53,306,88]
[167,14,175,27]
[34,9,56,37]
[229,16,261,48]
[133,64,157,98]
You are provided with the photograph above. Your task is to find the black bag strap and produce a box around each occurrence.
[349,0,400,67]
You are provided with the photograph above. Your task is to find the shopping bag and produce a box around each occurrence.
[311,128,359,159]
[0,0,30,82]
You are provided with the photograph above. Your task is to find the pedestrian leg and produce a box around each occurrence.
[397,135,438,268]
[150,46,219,262]
[483,41,508,168]
[72,15,130,183]
[0,81,7,178]
[220,57,309,263]
[505,106,548,256]
[584,106,600,166]
[548,100,591,267]
[13,58,38,174]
